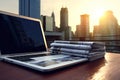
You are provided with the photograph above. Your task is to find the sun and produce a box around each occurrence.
[94,9,105,20]
[89,8,105,32]
[91,8,105,24]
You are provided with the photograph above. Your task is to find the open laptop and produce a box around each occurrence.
[0,11,88,72]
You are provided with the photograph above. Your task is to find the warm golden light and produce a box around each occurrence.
[90,8,105,32]
[93,9,105,21]
[41,0,120,32]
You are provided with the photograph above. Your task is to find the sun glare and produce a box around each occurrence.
[89,8,105,32]
[93,9,105,25]
[93,9,105,20]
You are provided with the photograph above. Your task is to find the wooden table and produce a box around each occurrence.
[0,53,120,80]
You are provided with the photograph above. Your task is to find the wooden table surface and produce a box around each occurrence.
[0,53,120,80]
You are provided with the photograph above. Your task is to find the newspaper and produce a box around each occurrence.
[50,43,92,50]
[51,49,105,56]
[50,48,105,56]
[88,53,105,61]
[60,51,105,61]
[53,41,105,49]
[50,40,106,61]
[50,47,105,54]
[54,40,105,46]
[60,52,89,58]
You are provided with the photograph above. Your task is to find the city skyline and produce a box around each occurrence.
[0,0,120,32]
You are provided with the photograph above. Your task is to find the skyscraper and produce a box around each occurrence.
[41,15,53,31]
[19,0,41,19]
[60,7,68,31]
[99,10,118,40]
[76,14,90,40]
[80,14,90,39]
[51,12,56,31]
[60,7,71,40]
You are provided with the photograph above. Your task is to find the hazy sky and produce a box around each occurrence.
[0,0,120,32]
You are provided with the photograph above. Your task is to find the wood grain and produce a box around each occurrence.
[0,53,120,80]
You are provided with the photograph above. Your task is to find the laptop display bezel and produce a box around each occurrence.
[0,10,48,55]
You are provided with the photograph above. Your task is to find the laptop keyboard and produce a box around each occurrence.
[31,56,83,67]
[8,54,48,62]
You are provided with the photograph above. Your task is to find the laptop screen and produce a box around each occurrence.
[0,11,47,54]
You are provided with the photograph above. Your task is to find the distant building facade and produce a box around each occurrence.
[94,11,119,40]
[19,0,41,19]
[75,14,90,40]
[60,7,68,31]
[51,12,56,31]
[41,15,53,31]
[93,25,102,40]
[41,15,64,46]
[75,25,81,40]
[60,7,71,40]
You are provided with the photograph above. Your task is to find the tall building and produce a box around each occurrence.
[80,14,90,40]
[75,14,90,40]
[19,0,41,19]
[93,25,102,40]
[60,7,68,31]
[75,25,80,39]
[41,15,53,31]
[76,14,90,40]
[51,12,56,31]
[99,10,119,40]
[60,7,71,40]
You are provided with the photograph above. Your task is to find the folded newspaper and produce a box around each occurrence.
[50,40,106,61]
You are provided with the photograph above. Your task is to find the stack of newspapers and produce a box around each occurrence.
[50,40,106,61]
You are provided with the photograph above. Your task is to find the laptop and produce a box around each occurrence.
[0,11,88,72]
